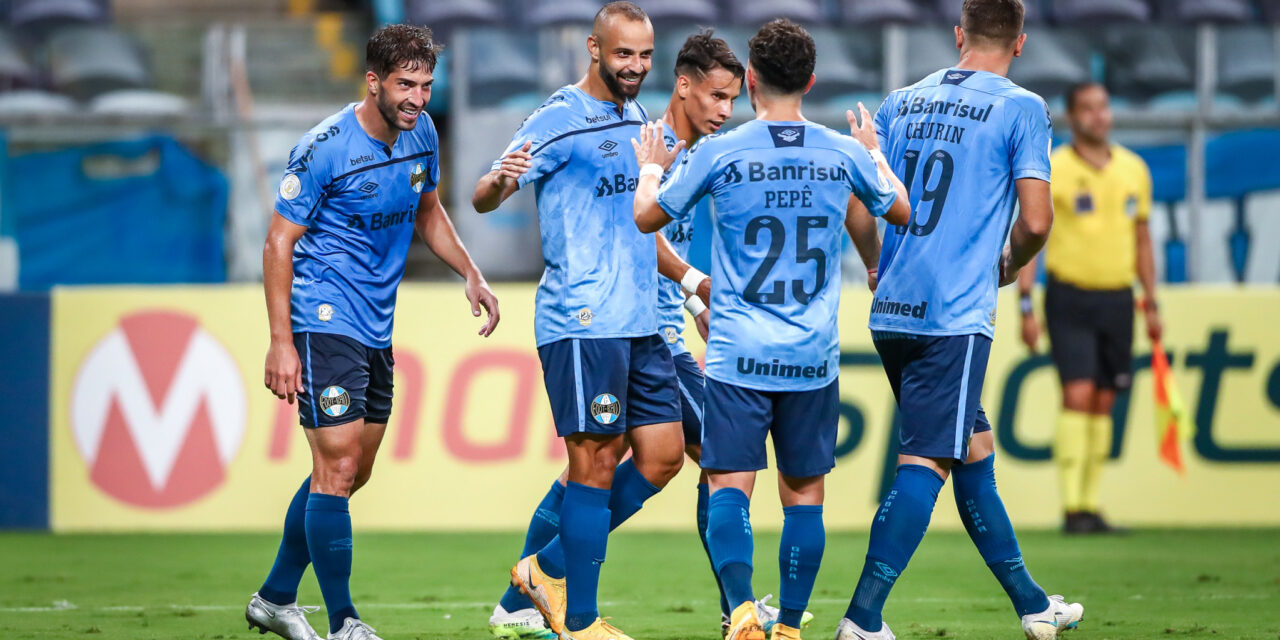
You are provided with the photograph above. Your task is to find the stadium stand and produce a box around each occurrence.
[1051,0,1151,24]
[842,0,933,25]
[405,0,505,38]
[46,26,152,101]
[728,0,826,26]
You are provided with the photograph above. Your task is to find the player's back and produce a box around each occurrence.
[659,119,894,391]
[871,68,1051,338]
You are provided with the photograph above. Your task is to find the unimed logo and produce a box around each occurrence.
[71,311,246,508]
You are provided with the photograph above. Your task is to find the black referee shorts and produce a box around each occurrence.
[1044,277,1135,391]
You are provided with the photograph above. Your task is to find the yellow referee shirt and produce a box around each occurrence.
[1046,144,1152,290]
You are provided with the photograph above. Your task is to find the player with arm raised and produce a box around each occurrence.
[249,24,498,640]
[835,2,1082,639]
[634,19,910,640]
[472,4,686,640]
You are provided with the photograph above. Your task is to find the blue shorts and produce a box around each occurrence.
[295,332,393,428]
[538,335,683,437]
[700,378,840,478]
[672,351,705,446]
[873,332,992,461]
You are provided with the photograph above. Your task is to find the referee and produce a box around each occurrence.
[1018,82,1162,534]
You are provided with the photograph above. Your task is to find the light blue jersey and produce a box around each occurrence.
[654,121,704,356]
[870,68,1052,338]
[276,103,439,348]
[495,86,657,347]
[658,120,897,391]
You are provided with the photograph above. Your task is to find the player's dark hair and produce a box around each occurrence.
[747,19,815,95]
[366,24,440,78]
[593,1,649,34]
[961,0,1024,48]
[1066,81,1106,113]
[674,29,745,81]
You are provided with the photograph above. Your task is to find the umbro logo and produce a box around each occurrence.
[947,72,965,80]
[598,139,619,158]
[359,181,378,194]
[778,129,800,142]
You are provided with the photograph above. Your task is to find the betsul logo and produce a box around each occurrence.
[71,311,246,508]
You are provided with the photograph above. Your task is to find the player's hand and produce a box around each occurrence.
[466,275,500,337]
[1145,308,1163,343]
[998,247,1018,287]
[846,102,880,152]
[264,339,303,404]
[696,276,711,306]
[867,268,878,293]
[497,141,532,184]
[1020,312,1041,352]
[695,310,710,342]
[632,120,686,171]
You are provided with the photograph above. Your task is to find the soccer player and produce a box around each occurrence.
[485,29,748,640]
[634,19,910,640]
[473,4,686,639]
[1018,82,1161,534]
[835,2,1083,639]
[248,25,499,640]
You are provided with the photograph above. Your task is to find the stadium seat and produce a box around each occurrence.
[0,29,36,90]
[631,0,719,26]
[809,28,880,101]
[1051,0,1151,24]
[9,0,106,28]
[1007,28,1090,102]
[1104,28,1193,100]
[1158,0,1256,23]
[904,27,959,84]
[466,28,540,107]
[1145,89,1245,111]
[1217,27,1276,102]
[88,89,186,118]
[1260,0,1280,21]
[46,26,151,101]
[841,0,927,25]
[728,0,825,26]
[525,0,604,27]
[405,0,505,37]
[934,0,1046,24]
[0,89,75,117]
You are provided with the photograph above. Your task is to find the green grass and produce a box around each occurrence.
[1,530,1278,639]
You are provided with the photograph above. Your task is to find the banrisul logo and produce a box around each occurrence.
[71,311,246,508]
[594,173,638,198]
[722,161,743,184]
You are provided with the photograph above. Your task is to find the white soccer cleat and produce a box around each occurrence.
[834,617,895,640]
[1021,594,1084,639]
[244,592,322,640]
[489,604,558,640]
[756,594,814,632]
[328,617,382,640]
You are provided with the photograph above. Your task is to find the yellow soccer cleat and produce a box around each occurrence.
[560,617,634,640]
[510,555,566,635]
[769,622,802,640]
[725,601,766,640]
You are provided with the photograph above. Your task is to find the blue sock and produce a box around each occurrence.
[560,482,611,633]
[953,455,1050,617]
[698,483,731,618]
[500,480,565,612]
[537,460,660,581]
[259,477,312,606]
[706,488,755,608]
[305,493,358,634]
[846,465,943,632]
[779,505,824,628]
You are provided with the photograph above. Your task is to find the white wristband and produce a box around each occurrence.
[639,163,664,180]
[680,267,708,295]
[868,148,888,166]
[684,295,707,316]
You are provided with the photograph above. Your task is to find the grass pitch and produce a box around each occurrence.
[1,529,1277,639]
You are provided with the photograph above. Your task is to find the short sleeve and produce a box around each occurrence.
[1009,96,1052,183]
[492,103,572,190]
[1135,156,1153,222]
[656,138,717,222]
[846,141,897,218]
[274,135,333,226]
[873,97,893,151]
[421,116,441,194]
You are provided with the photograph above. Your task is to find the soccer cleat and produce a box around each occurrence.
[560,617,634,640]
[721,613,731,639]
[511,554,567,635]
[327,617,382,640]
[244,592,322,640]
[489,605,559,640]
[833,617,895,640]
[725,601,766,640]
[756,594,814,633]
[770,623,802,640]
[1021,594,1084,639]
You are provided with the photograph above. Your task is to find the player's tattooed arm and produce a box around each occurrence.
[417,189,501,337]
[1001,177,1054,287]
[846,103,911,227]
[262,213,309,403]
[633,121,686,233]
[844,197,881,292]
[472,141,532,213]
